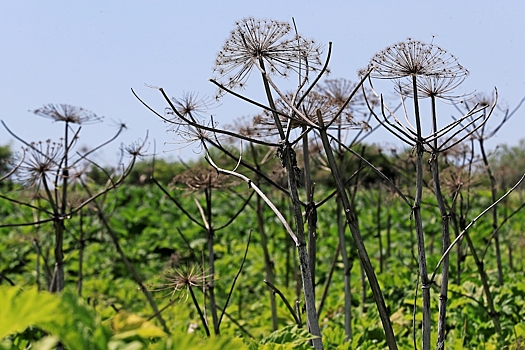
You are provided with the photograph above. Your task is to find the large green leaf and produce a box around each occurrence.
[0,286,61,339]
[111,311,166,339]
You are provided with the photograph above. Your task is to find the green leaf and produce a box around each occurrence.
[259,325,317,349]
[514,323,525,338]
[0,286,61,339]
[111,311,166,339]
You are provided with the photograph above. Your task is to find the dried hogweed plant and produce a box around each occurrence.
[148,162,253,336]
[0,104,142,294]
[213,17,323,93]
[136,15,410,349]
[453,91,525,289]
[363,37,524,350]
[136,17,333,349]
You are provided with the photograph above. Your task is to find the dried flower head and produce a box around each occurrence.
[165,93,219,152]
[33,104,103,124]
[17,140,63,188]
[227,115,266,139]
[461,92,496,110]
[439,163,480,195]
[150,264,210,301]
[315,78,376,126]
[124,137,149,157]
[256,91,336,131]
[213,18,323,92]
[173,166,236,190]
[170,92,216,121]
[369,38,468,81]
[395,73,469,100]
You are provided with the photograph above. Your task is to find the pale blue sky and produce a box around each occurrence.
[2,1,524,163]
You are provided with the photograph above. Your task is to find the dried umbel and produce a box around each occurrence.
[151,264,210,301]
[170,92,215,122]
[173,166,236,190]
[315,78,375,128]
[17,140,63,188]
[33,104,103,124]
[256,91,338,131]
[124,137,149,157]
[395,74,469,100]
[213,18,323,92]
[368,38,468,81]
[463,92,494,109]
[165,92,219,152]
[316,78,374,109]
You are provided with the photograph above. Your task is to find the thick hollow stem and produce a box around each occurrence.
[248,143,277,294]
[411,76,431,350]
[204,188,220,335]
[259,66,323,349]
[464,232,502,333]
[338,198,353,341]
[318,110,397,350]
[479,139,503,286]
[431,97,451,350]
[302,128,317,295]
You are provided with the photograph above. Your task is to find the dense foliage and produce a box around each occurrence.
[1,144,525,348]
[2,17,525,350]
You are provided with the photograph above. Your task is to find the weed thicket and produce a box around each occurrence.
[1,18,525,350]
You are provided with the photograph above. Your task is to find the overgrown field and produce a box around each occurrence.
[1,154,525,348]
[2,17,525,350]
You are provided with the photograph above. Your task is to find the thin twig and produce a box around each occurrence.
[264,279,301,326]
[431,173,525,281]
[218,230,251,328]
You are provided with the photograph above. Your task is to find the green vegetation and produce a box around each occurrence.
[1,144,525,348]
[2,18,525,350]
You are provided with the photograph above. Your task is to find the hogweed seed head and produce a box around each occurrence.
[368,38,468,81]
[315,78,376,127]
[173,165,236,190]
[151,264,211,301]
[165,93,219,152]
[32,104,103,124]
[17,140,63,188]
[257,91,337,131]
[395,73,469,100]
[213,18,323,93]
[170,92,216,121]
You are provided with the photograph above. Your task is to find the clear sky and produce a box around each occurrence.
[2,1,524,164]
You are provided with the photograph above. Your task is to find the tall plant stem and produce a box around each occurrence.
[82,182,169,334]
[77,210,85,297]
[338,198,353,341]
[43,173,64,293]
[478,138,503,286]
[336,136,354,341]
[256,195,279,329]
[53,121,71,292]
[376,190,383,273]
[203,187,220,335]
[259,65,323,349]
[463,232,502,333]
[317,242,340,318]
[411,75,431,350]
[250,142,278,330]
[430,95,451,350]
[189,285,211,336]
[317,110,397,350]
[302,127,317,295]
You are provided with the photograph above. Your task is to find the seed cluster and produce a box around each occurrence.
[33,104,103,124]
[213,18,322,91]
[369,38,467,80]
[18,140,63,188]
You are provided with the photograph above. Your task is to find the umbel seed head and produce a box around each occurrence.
[368,38,468,81]
[213,18,323,93]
